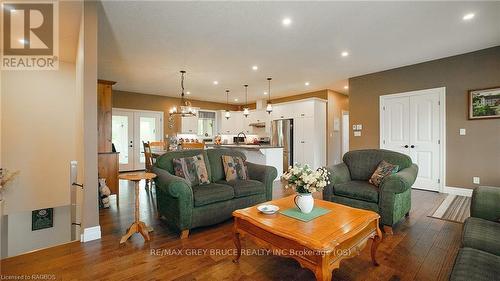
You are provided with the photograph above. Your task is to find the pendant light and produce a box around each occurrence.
[225,90,231,120]
[169,70,196,117]
[243,84,250,118]
[266,77,273,114]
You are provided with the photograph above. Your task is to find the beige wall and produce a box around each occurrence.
[112,90,238,137]
[349,46,500,189]
[327,90,349,165]
[82,1,99,230]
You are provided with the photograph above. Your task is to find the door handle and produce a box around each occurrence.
[403,145,409,148]
[410,145,415,148]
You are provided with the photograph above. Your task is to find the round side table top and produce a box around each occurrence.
[119,172,157,181]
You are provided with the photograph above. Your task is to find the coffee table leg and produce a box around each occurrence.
[315,258,333,281]
[371,227,383,266]
[232,230,241,263]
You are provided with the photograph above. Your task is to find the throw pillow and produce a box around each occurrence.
[222,155,248,182]
[173,154,210,186]
[369,160,399,187]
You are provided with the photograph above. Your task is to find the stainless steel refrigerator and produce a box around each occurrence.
[271,119,293,172]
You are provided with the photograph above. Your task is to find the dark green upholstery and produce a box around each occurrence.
[334,181,379,203]
[463,217,500,256]
[450,186,500,280]
[153,148,277,234]
[323,149,417,227]
[192,183,234,207]
[450,248,500,281]
[216,179,265,198]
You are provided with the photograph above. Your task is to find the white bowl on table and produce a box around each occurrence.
[257,204,279,215]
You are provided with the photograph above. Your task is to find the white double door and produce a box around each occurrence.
[380,88,444,192]
[112,109,163,171]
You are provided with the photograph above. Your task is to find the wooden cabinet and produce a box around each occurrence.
[98,153,119,195]
[97,80,116,153]
[97,79,119,196]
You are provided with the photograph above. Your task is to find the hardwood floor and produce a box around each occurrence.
[0,180,462,281]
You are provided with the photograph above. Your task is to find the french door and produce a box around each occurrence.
[112,109,163,171]
[380,88,445,192]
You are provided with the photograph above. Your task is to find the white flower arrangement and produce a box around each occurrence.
[282,163,330,194]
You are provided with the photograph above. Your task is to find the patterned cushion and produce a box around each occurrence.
[173,154,210,186]
[369,160,399,187]
[222,155,248,182]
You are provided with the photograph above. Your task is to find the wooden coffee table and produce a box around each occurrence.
[232,196,382,281]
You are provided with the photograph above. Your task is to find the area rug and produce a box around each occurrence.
[429,194,471,223]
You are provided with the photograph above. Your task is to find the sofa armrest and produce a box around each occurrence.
[322,163,351,201]
[152,167,193,199]
[471,186,500,222]
[380,164,418,194]
[246,162,277,201]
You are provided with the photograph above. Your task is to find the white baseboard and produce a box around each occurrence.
[443,186,473,197]
[80,226,101,242]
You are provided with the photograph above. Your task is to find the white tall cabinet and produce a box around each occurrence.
[271,99,326,170]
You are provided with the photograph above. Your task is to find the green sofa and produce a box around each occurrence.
[152,148,277,238]
[450,186,500,281]
[322,149,418,233]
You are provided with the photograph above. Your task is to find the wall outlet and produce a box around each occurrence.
[459,128,466,135]
[473,177,480,184]
[354,131,362,137]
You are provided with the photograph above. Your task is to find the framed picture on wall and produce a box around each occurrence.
[32,208,54,231]
[468,86,500,120]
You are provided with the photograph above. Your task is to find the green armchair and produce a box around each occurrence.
[450,186,500,281]
[152,148,277,238]
[322,149,418,233]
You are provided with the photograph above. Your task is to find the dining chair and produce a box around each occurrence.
[149,141,166,150]
[181,142,205,150]
[142,141,154,190]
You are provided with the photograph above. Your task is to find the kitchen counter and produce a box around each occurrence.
[207,144,284,181]
[206,144,282,150]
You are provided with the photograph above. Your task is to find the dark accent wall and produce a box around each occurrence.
[349,46,500,189]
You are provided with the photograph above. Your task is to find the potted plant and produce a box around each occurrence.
[282,164,330,213]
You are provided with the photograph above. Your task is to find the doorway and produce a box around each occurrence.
[379,87,445,192]
[341,111,349,158]
[112,109,163,171]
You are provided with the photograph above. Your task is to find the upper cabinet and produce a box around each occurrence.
[218,110,270,135]
[271,100,315,120]
[97,79,116,153]
[180,115,198,134]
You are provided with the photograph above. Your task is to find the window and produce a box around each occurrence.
[197,111,216,137]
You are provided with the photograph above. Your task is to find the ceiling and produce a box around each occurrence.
[97,1,500,104]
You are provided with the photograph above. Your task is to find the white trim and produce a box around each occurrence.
[443,186,473,197]
[80,226,101,242]
[272,97,327,106]
[379,87,446,193]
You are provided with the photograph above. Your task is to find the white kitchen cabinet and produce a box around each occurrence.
[218,110,245,135]
[181,115,198,134]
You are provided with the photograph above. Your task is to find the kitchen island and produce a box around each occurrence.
[207,144,283,181]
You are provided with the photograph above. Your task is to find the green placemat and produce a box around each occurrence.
[279,207,331,222]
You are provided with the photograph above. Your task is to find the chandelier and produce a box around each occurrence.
[169,70,196,117]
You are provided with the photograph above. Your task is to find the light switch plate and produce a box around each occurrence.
[354,131,361,137]
[473,177,480,184]
[459,128,466,135]
[353,125,357,130]
[356,124,362,130]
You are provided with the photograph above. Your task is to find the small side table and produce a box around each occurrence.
[118,172,157,244]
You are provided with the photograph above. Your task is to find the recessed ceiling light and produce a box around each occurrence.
[341,51,349,57]
[252,65,258,71]
[213,81,219,85]
[304,82,310,86]
[264,91,268,95]
[344,85,349,90]
[234,98,238,102]
[463,13,475,21]
[282,17,292,26]
[186,91,191,95]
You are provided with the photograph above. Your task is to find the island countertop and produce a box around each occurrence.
[206,144,283,150]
